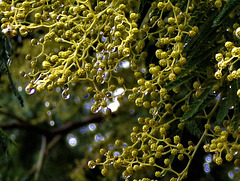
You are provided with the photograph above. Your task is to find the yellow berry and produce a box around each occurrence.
[169,73,176,82]
[204,123,211,130]
[157,2,165,10]
[101,168,108,176]
[115,140,122,147]
[178,123,184,130]
[214,70,222,79]
[216,157,223,165]
[155,171,162,177]
[225,41,234,50]
[88,160,96,169]
[135,97,143,107]
[160,88,167,96]
[168,17,175,25]
[235,27,240,39]
[178,154,184,161]
[237,89,240,97]
[149,157,155,165]
[215,53,223,62]
[174,135,180,144]
[171,149,178,155]
[164,158,170,165]
[214,0,222,9]
[142,125,149,132]
[42,61,51,69]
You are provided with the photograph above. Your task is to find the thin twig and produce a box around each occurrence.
[34,135,46,181]
[46,134,62,153]
[0,114,104,136]
[0,109,26,122]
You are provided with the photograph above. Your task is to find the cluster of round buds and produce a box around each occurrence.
[148,2,198,85]
[204,123,240,166]
[0,0,144,112]
[214,42,240,80]
[89,116,195,180]
[124,0,201,116]
[86,1,219,180]
[214,23,240,83]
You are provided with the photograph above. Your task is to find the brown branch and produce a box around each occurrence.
[0,109,26,123]
[34,135,46,181]
[0,121,50,135]
[0,111,105,136]
[46,134,62,153]
[50,114,104,135]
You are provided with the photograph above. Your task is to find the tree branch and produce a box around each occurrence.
[0,121,49,135]
[34,135,46,181]
[0,109,26,122]
[0,110,105,136]
[50,114,104,135]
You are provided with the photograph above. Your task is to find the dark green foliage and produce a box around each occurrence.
[213,0,240,27]
[181,87,212,123]
[215,80,237,126]
[0,30,24,107]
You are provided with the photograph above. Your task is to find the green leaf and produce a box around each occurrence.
[232,79,240,129]
[184,118,204,138]
[181,87,213,122]
[160,154,176,177]
[215,81,237,126]
[166,75,193,91]
[0,128,17,147]
[212,0,240,27]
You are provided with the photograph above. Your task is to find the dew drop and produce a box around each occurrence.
[90,165,96,169]
[234,167,240,173]
[228,171,234,179]
[62,89,71,99]
[114,151,120,156]
[25,85,36,95]
[93,105,101,113]
[49,120,55,126]
[88,161,96,169]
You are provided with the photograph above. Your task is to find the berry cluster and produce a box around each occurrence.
[204,121,240,166]
[214,23,240,96]
[0,0,142,112]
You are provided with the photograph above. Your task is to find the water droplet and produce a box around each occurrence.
[47,111,51,116]
[94,134,104,142]
[45,102,49,107]
[90,165,96,169]
[205,154,213,163]
[114,151,120,156]
[124,175,131,179]
[62,89,71,99]
[93,105,101,113]
[233,151,238,155]
[18,86,22,92]
[121,60,130,68]
[25,85,36,95]
[228,171,234,179]
[67,134,78,147]
[203,163,210,173]
[89,123,96,131]
[75,97,80,103]
[234,167,240,173]
[10,134,16,140]
[49,120,55,126]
